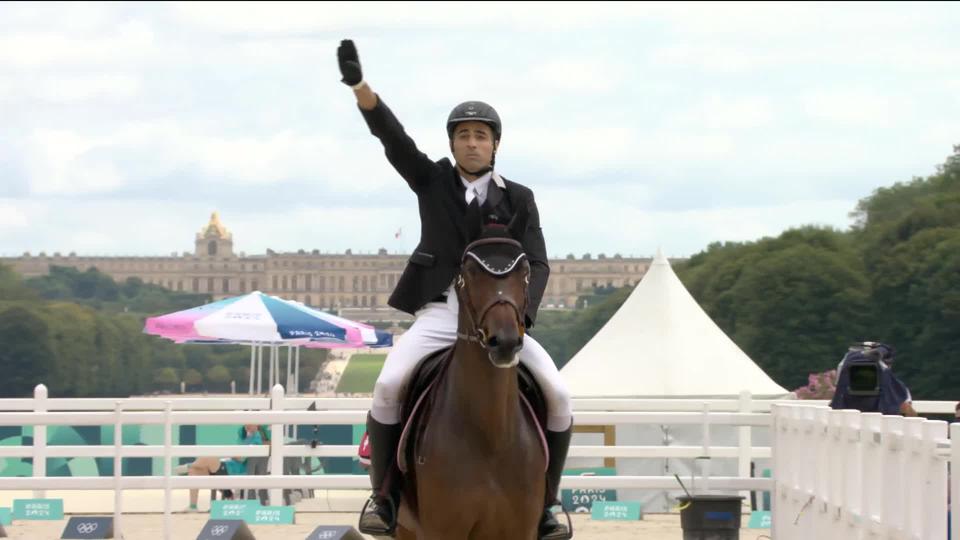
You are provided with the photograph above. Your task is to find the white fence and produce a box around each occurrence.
[772,403,958,540]
[1,385,958,539]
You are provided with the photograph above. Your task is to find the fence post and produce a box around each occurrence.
[163,401,173,540]
[738,390,752,504]
[113,401,123,539]
[920,419,947,540]
[839,409,861,539]
[32,384,47,499]
[812,407,830,538]
[880,415,905,538]
[952,422,959,540]
[698,402,711,494]
[860,413,883,538]
[902,417,924,538]
[269,384,285,506]
[770,404,783,540]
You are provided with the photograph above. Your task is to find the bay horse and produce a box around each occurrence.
[390,226,548,540]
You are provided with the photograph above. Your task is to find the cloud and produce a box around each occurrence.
[2,2,959,261]
[0,73,141,103]
[800,89,896,128]
[0,200,29,229]
[0,21,156,67]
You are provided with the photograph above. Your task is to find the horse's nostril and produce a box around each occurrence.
[487,336,499,348]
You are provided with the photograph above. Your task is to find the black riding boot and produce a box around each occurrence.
[539,424,573,540]
[358,413,403,537]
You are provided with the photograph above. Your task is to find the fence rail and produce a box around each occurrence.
[2,385,956,539]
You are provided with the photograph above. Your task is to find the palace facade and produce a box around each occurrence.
[2,213,663,321]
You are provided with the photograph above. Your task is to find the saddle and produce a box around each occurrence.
[397,347,548,472]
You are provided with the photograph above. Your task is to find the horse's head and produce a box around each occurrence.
[456,225,530,368]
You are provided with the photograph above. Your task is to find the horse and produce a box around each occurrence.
[389,226,548,540]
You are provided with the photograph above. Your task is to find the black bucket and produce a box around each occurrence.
[677,495,745,540]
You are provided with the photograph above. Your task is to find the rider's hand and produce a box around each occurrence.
[337,39,363,86]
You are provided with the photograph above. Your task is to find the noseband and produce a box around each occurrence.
[455,237,530,346]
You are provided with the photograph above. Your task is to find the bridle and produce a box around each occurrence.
[454,237,530,347]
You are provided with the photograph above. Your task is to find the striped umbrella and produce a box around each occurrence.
[145,291,362,345]
[143,291,393,394]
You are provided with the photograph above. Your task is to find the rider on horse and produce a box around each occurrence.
[338,39,574,540]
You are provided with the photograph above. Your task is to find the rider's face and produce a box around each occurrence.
[451,121,497,174]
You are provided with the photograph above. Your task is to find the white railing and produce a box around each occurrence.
[2,385,956,539]
[772,403,955,540]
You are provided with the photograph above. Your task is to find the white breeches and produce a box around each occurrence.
[371,289,573,432]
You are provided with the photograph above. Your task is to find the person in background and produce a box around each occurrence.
[184,424,270,511]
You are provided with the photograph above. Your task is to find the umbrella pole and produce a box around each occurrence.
[269,345,275,391]
[249,344,255,395]
[294,346,300,396]
[286,346,293,394]
[257,345,263,394]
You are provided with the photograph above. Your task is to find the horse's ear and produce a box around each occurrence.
[506,201,530,241]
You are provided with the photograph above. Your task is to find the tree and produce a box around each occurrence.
[676,227,871,390]
[182,368,203,391]
[155,367,179,391]
[0,264,36,301]
[0,306,55,397]
[206,365,232,392]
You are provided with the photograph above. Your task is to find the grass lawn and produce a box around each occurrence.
[335,353,387,394]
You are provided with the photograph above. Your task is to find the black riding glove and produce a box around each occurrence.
[337,39,363,86]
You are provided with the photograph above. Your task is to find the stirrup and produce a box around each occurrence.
[359,494,397,537]
[540,505,573,540]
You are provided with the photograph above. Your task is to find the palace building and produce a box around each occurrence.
[2,213,663,321]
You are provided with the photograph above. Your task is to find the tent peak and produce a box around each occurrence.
[653,247,670,266]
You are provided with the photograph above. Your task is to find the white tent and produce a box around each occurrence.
[560,249,787,398]
[558,248,788,512]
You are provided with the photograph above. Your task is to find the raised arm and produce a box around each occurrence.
[338,39,439,191]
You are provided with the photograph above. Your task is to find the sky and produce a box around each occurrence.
[1,1,958,260]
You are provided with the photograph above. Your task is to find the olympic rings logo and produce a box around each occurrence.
[211,525,230,536]
[76,522,99,534]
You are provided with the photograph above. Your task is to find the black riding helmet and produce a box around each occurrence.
[446,101,502,141]
[447,101,501,176]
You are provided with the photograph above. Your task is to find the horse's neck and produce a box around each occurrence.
[447,335,520,449]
